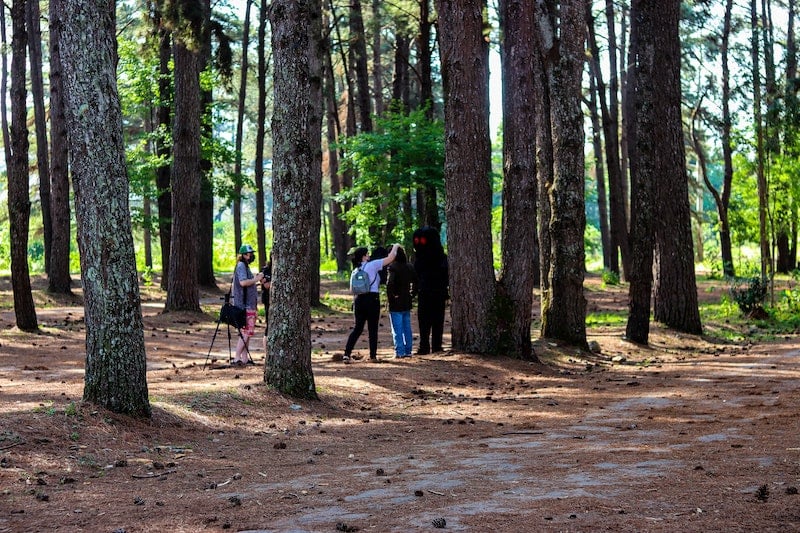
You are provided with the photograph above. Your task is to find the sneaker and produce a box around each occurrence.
[369,356,380,363]
[246,359,256,366]
[342,355,351,364]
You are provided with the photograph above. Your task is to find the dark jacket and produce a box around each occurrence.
[386,262,417,312]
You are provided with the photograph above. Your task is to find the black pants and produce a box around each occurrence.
[345,293,381,358]
[418,292,446,353]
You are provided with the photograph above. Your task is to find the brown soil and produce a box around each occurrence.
[1,275,800,532]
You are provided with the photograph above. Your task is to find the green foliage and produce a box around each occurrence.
[601,269,620,286]
[729,276,768,315]
[337,107,444,242]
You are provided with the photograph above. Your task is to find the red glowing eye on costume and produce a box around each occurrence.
[420,237,427,245]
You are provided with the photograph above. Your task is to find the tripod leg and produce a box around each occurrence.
[227,324,233,365]
[204,319,225,370]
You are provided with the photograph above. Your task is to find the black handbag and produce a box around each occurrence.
[220,302,246,329]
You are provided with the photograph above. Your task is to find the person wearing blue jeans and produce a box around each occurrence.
[386,246,417,358]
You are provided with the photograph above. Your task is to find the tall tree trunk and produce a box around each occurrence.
[254,0,268,262]
[436,0,495,354]
[155,16,172,290]
[234,0,252,260]
[534,29,553,305]
[604,0,629,278]
[350,0,372,133]
[498,0,538,361]
[27,0,52,276]
[652,0,702,335]
[58,0,149,416]
[323,33,349,272]
[625,0,656,344]
[371,0,384,117]
[537,0,587,349]
[307,0,323,306]
[197,0,216,288]
[1,3,9,167]
[8,0,38,332]
[751,0,771,280]
[48,0,73,294]
[417,0,438,228]
[718,0,736,277]
[392,34,410,110]
[586,5,611,270]
[266,0,318,399]
[165,22,202,312]
[785,0,799,270]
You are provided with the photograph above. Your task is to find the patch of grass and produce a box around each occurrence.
[32,401,56,415]
[77,455,98,467]
[321,293,353,313]
[586,311,627,327]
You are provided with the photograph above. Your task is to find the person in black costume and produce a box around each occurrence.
[412,227,449,354]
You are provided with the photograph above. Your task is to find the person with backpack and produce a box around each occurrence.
[341,243,400,364]
[386,246,417,358]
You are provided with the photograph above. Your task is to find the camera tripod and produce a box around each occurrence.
[203,302,254,370]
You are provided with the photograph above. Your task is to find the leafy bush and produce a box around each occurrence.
[729,276,768,315]
[601,269,620,286]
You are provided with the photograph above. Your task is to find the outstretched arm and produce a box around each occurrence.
[381,243,400,267]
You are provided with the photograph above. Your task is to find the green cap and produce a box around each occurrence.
[239,244,254,254]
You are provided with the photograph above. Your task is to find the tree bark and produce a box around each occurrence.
[266,0,318,399]
[604,0,629,279]
[155,15,172,290]
[165,27,202,312]
[27,0,52,276]
[323,31,349,272]
[254,0,268,260]
[751,0,771,280]
[233,0,252,259]
[498,0,538,361]
[625,0,657,344]
[371,0,384,116]
[8,0,38,332]
[586,5,611,270]
[307,0,323,306]
[59,0,150,416]
[436,0,496,354]
[652,0,702,335]
[48,0,73,294]
[196,0,216,288]
[350,0,372,133]
[537,0,587,349]
[417,0,439,229]
[717,0,736,278]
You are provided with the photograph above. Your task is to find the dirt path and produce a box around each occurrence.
[1,278,799,532]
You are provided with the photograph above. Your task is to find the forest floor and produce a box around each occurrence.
[1,274,800,532]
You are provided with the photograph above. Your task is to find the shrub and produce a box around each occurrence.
[730,276,768,315]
